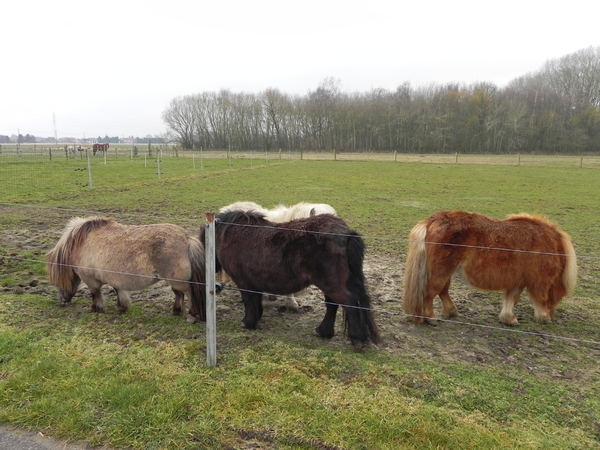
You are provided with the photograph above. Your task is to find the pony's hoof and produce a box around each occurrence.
[351,341,366,351]
[186,314,199,323]
[242,320,259,330]
[314,326,334,339]
[90,306,105,313]
[425,317,439,327]
[499,315,519,326]
[443,310,458,319]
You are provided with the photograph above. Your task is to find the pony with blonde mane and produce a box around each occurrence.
[217,201,337,312]
[403,210,577,326]
[47,217,206,321]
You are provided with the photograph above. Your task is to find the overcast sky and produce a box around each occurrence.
[2,0,598,139]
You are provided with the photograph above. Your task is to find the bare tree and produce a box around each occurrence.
[162,96,196,149]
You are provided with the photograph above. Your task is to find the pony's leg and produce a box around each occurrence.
[115,290,132,313]
[315,299,338,339]
[422,284,444,326]
[530,287,553,324]
[89,287,106,313]
[438,279,458,319]
[265,293,299,312]
[418,273,454,326]
[284,293,300,312]
[171,288,184,316]
[241,291,263,329]
[546,285,565,322]
[499,288,523,326]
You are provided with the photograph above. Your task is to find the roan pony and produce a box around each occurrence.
[403,210,577,326]
[218,201,337,311]
[47,216,206,321]
[202,210,380,348]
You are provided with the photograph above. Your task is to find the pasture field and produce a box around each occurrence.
[1,156,600,449]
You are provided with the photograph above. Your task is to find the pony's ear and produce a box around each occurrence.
[310,208,316,216]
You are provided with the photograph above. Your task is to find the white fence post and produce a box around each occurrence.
[205,212,217,366]
[86,151,93,190]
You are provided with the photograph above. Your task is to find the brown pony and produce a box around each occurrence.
[47,216,206,321]
[403,210,577,326]
[92,143,109,155]
[202,210,380,348]
[217,201,338,312]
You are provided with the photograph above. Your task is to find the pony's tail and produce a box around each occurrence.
[560,231,577,296]
[188,237,207,322]
[403,221,429,322]
[346,233,381,345]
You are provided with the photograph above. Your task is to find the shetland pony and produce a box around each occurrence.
[202,210,380,348]
[217,201,338,312]
[403,210,577,326]
[47,217,206,321]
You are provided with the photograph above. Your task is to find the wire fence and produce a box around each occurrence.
[2,146,600,196]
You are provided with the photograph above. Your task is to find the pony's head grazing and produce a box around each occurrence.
[46,216,114,302]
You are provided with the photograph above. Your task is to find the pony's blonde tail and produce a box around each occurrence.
[560,231,577,296]
[403,222,429,321]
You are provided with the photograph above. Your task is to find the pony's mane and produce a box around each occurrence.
[56,216,114,251]
[219,201,268,215]
[506,212,562,230]
[268,202,337,222]
[216,210,270,232]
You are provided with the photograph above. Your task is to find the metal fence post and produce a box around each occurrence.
[205,212,217,366]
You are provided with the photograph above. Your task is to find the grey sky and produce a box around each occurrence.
[2,0,598,139]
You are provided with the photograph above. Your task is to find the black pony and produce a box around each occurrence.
[201,210,380,348]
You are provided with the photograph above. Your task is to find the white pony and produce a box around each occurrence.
[217,201,338,312]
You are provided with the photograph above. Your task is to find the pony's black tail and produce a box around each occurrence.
[188,237,206,321]
[345,233,381,345]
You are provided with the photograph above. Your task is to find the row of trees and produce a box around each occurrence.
[0,134,37,143]
[163,47,600,154]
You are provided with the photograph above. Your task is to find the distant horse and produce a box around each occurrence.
[403,210,577,326]
[202,210,380,348]
[92,143,109,156]
[218,201,338,311]
[47,216,206,321]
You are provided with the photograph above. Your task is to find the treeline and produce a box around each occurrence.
[163,46,600,154]
[0,134,36,143]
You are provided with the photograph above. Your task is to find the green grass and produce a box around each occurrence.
[1,157,600,449]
